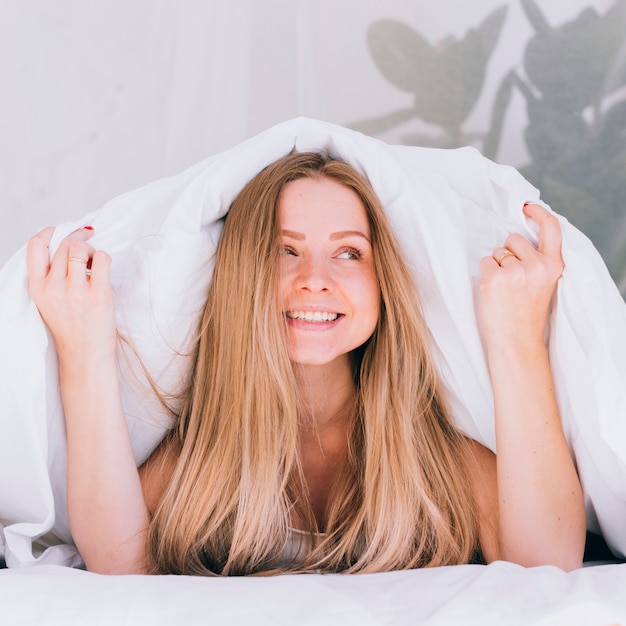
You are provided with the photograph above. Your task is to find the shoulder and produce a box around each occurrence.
[464,438,496,476]
[463,438,501,562]
[139,435,180,516]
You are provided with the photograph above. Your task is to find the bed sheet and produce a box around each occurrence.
[1,561,625,625]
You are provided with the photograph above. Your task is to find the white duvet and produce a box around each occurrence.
[1,117,626,570]
[0,561,625,625]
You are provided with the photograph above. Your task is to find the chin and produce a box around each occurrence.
[288,348,353,369]
[289,355,336,367]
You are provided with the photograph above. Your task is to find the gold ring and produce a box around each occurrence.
[68,257,88,264]
[496,250,516,266]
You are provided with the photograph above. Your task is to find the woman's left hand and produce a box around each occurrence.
[477,203,585,571]
[478,202,564,351]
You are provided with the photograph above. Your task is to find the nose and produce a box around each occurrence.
[295,253,333,293]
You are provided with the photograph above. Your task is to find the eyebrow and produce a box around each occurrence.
[281,229,371,242]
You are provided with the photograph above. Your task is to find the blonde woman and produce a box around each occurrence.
[26,152,585,576]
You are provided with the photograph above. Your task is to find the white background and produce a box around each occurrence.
[0,0,617,267]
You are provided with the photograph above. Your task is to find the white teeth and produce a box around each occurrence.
[286,311,339,322]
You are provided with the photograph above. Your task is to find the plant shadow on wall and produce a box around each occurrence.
[352,0,626,298]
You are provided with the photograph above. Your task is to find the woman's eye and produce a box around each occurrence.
[336,247,362,260]
[281,245,297,256]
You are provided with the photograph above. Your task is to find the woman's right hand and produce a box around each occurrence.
[26,226,116,365]
[28,227,150,574]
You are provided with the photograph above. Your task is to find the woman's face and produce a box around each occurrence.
[278,176,380,368]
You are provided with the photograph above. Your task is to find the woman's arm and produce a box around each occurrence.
[27,227,150,574]
[476,202,586,571]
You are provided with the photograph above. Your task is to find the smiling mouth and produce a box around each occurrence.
[285,311,340,322]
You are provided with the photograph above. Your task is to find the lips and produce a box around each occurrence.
[285,311,341,322]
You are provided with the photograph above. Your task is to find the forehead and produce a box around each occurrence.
[278,176,370,232]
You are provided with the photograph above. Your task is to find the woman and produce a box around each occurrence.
[26,152,586,575]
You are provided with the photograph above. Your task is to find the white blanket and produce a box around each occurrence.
[1,117,625,568]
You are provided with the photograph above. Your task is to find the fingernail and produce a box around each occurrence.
[83,225,94,231]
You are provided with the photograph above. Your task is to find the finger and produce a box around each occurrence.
[523,203,562,260]
[492,246,518,267]
[66,242,95,286]
[480,254,498,271]
[503,231,540,261]
[66,224,95,243]
[27,227,54,277]
[49,227,95,281]
[53,225,95,256]
[88,250,112,289]
[26,227,56,297]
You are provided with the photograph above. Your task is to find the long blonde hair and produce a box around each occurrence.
[148,152,480,575]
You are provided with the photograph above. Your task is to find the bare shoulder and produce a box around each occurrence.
[463,438,501,562]
[139,435,180,516]
[464,438,496,475]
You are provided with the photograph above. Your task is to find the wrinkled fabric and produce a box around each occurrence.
[1,117,625,566]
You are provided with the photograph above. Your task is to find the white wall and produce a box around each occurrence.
[0,0,619,268]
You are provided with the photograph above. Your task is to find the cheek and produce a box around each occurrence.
[367,299,381,335]
[360,278,381,333]
[277,270,291,304]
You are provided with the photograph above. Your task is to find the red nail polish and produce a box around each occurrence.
[83,225,94,231]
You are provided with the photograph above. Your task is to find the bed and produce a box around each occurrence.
[0,560,625,625]
[1,118,626,624]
